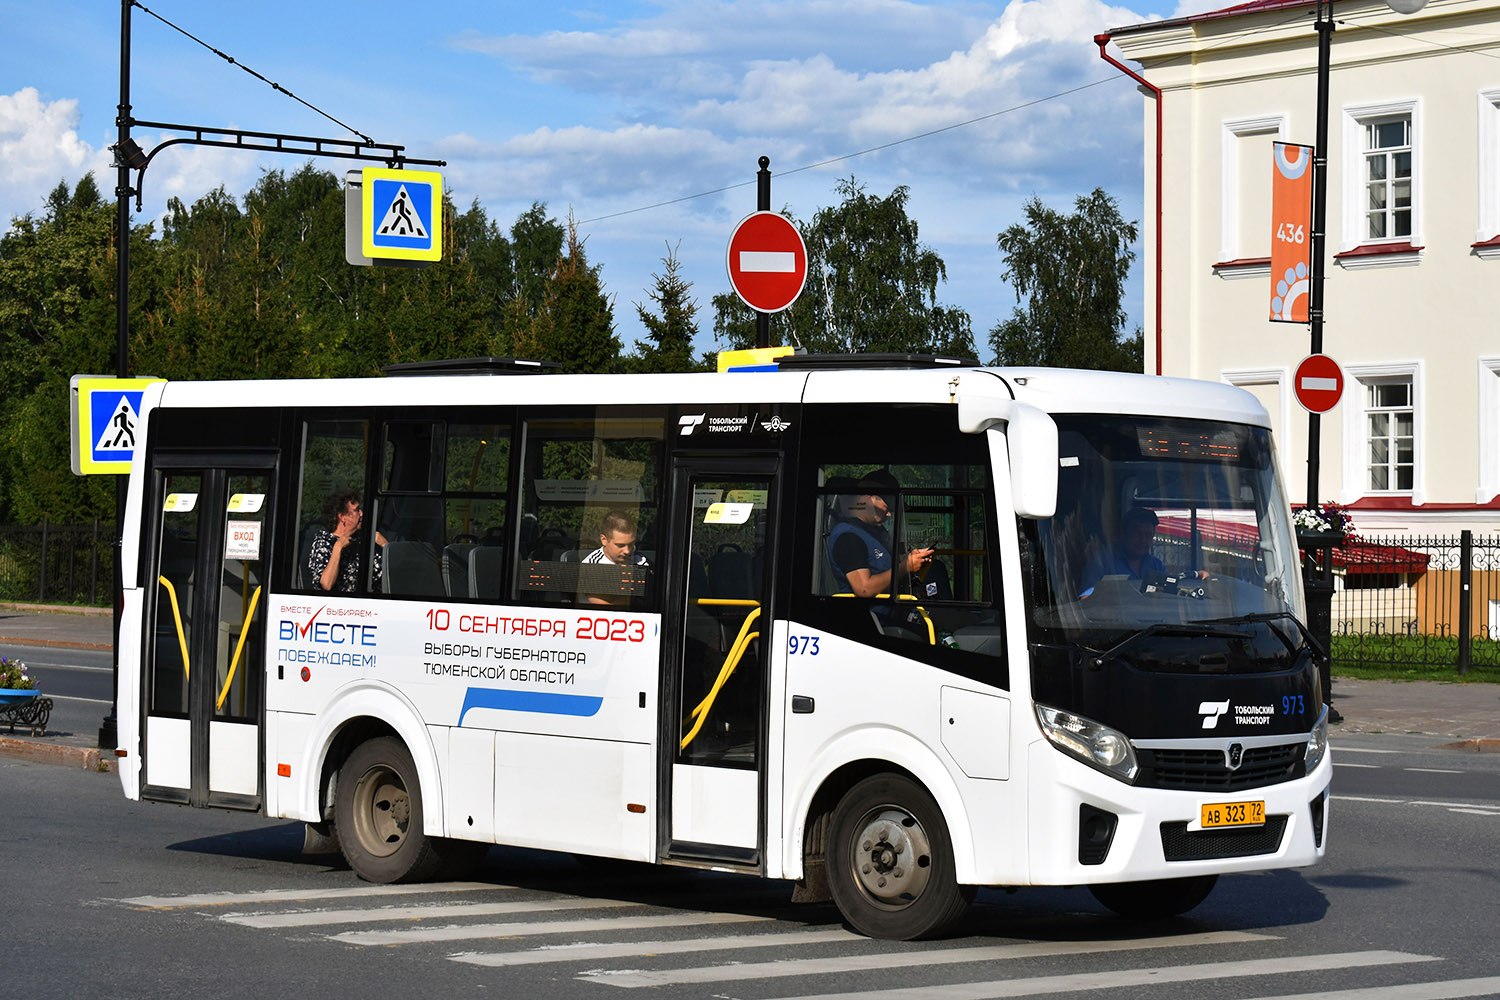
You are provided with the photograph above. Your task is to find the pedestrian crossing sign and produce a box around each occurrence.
[361,167,443,262]
[70,375,164,476]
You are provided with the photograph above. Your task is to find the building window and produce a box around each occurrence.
[1219,115,1286,268]
[1364,117,1412,241]
[1365,379,1414,492]
[1477,89,1500,253]
[1341,99,1419,253]
[1341,362,1422,505]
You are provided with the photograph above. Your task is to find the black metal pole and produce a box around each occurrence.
[1306,0,1340,722]
[1306,0,1332,510]
[102,0,131,750]
[755,155,771,350]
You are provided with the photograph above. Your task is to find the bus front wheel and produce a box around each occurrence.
[1089,874,1218,919]
[827,774,974,940]
[335,736,447,883]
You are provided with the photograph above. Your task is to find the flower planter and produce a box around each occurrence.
[0,687,40,707]
[1296,529,1346,550]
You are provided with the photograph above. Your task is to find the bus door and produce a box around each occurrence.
[141,456,276,810]
[662,456,778,866]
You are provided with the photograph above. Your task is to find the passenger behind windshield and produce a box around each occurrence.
[1079,507,1205,598]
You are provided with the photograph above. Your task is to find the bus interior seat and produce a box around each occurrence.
[468,545,505,598]
[443,542,477,597]
[295,522,323,589]
[708,543,752,599]
[530,526,570,561]
[382,540,445,597]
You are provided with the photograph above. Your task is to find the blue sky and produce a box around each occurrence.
[0,0,1225,359]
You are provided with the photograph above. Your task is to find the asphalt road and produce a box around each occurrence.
[6,737,1500,999]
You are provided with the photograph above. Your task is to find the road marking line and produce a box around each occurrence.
[331,910,769,946]
[1334,762,1380,769]
[453,927,858,967]
[116,882,502,909]
[1447,808,1500,817]
[1405,768,1462,774]
[1252,975,1500,999]
[755,950,1437,1000]
[1331,747,1401,754]
[1333,795,1405,803]
[224,896,639,928]
[579,930,1277,988]
[38,693,111,704]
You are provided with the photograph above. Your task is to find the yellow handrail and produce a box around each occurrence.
[680,603,761,751]
[158,576,191,680]
[217,585,263,711]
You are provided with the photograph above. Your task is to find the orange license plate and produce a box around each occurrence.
[1200,800,1265,829]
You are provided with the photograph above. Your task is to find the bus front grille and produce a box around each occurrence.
[1160,816,1288,861]
[1137,743,1304,791]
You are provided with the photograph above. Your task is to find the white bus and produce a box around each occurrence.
[114,355,1329,940]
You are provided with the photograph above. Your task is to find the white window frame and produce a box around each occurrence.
[1477,88,1500,255]
[1221,366,1292,484]
[1340,361,1423,505]
[1340,99,1422,263]
[1219,115,1287,273]
[1480,357,1500,502]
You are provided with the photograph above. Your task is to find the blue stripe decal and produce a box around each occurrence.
[459,688,603,724]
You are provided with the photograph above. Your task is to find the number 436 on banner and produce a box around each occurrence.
[1270,142,1313,324]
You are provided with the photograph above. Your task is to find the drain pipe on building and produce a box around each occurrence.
[1094,33,1163,376]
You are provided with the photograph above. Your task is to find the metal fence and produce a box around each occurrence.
[0,520,116,607]
[1330,530,1500,678]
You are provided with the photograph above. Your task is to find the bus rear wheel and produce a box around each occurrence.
[1089,874,1218,919]
[827,774,973,940]
[335,736,447,883]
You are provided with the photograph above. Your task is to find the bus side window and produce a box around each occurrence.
[374,419,513,600]
[514,412,664,609]
[295,419,372,593]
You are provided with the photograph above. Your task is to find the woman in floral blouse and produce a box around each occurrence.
[308,489,386,592]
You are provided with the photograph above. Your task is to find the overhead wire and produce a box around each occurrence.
[130,0,376,144]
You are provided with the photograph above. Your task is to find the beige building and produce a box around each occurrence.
[1102,0,1500,535]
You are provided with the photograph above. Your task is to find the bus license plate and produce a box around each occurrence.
[1200,800,1265,829]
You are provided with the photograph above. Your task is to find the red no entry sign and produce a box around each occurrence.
[1295,353,1344,413]
[726,211,808,314]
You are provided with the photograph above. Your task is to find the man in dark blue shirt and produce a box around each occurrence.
[827,471,934,598]
[1079,507,1167,597]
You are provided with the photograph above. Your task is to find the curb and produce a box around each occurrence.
[1432,738,1500,753]
[0,736,114,772]
[0,602,112,616]
[0,635,113,651]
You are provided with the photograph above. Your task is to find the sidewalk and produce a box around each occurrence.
[1,607,1496,770]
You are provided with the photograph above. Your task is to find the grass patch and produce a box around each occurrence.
[1331,632,1500,682]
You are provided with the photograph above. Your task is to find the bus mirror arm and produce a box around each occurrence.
[958,397,1059,519]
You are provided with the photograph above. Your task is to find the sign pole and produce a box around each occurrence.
[102,0,134,750]
[1307,0,1333,511]
[755,156,771,350]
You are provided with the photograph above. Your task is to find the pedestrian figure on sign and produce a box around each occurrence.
[108,407,135,448]
[381,191,416,236]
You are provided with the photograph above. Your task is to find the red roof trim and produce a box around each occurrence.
[1347,496,1500,511]
[1212,256,1272,269]
[1107,0,1321,37]
[1333,241,1424,259]
[1472,235,1500,248]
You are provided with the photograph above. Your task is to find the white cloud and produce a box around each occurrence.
[0,87,110,223]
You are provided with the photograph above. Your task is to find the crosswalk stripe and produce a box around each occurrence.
[453,927,860,968]
[224,895,641,928]
[1252,976,1500,1000]
[331,909,770,946]
[755,950,1437,1000]
[116,882,499,909]
[580,929,1275,988]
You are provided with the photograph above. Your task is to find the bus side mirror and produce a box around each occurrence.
[957,396,1058,519]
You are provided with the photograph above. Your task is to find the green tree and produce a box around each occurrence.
[989,188,1143,372]
[712,178,974,358]
[517,215,618,374]
[628,241,705,373]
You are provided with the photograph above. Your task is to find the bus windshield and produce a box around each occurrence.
[1024,414,1304,651]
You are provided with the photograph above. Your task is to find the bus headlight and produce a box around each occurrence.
[1035,704,1138,782]
[1304,708,1329,773]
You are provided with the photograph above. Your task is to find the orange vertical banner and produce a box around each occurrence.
[1270,142,1313,323]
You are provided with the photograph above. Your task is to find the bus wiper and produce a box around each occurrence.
[1188,611,1328,661]
[1088,622,1254,670]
